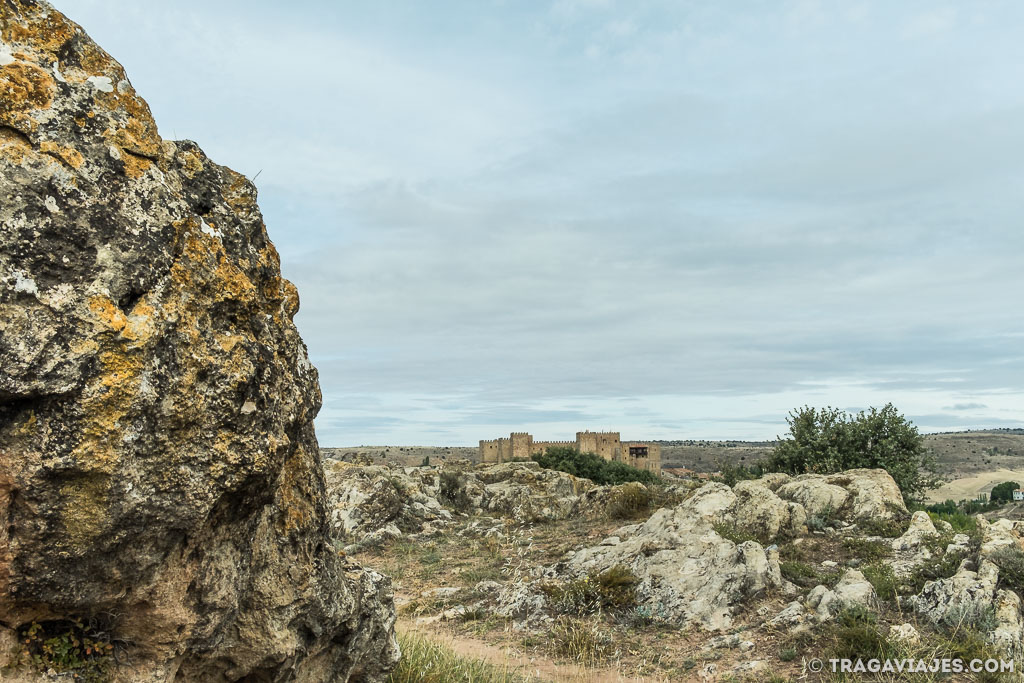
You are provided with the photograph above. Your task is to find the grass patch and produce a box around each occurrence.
[842,538,891,561]
[780,560,839,588]
[857,516,907,538]
[547,616,616,663]
[542,565,640,615]
[388,631,528,683]
[713,522,764,545]
[861,562,898,602]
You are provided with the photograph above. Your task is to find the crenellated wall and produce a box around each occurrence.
[479,431,661,473]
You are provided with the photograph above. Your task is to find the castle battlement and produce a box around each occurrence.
[479,430,661,473]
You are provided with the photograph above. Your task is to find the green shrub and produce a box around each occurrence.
[857,516,907,538]
[765,404,938,501]
[825,606,893,663]
[989,545,1024,595]
[903,550,967,595]
[533,446,659,486]
[842,538,891,561]
[942,602,998,633]
[605,484,654,520]
[17,619,115,682]
[780,560,839,588]
[438,471,472,511]
[717,462,765,487]
[991,480,1021,503]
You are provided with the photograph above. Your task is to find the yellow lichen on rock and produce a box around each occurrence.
[39,140,84,169]
[0,61,55,132]
[59,476,109,549]
[0,6,77,54]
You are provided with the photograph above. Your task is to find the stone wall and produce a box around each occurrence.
[480,431,661,472]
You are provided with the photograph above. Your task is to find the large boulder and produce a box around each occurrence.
[775,469,906,522]
[0,3,397,680]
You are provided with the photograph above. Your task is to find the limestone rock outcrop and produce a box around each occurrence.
[561,482,782,630]
[0,2,397,680]
[324,460,597,545]
[773,468,907,522]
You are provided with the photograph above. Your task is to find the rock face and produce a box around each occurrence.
[0,3,397,680]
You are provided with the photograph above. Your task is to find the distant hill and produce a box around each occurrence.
[657,430,1024,477]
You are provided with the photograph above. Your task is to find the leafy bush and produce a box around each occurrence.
[989,545,1024,595]
[991,480,1021,503]
[717,462,765,487]
[438,471,472,511]
[765,403,938,501]
[604,484,653,520]
[533,446,659,486]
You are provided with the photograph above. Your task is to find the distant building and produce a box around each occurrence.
[1013,489,1024,501]
[479,431,661,473]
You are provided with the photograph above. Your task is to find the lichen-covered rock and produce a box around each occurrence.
[776,477,850,518]
[322,460,597,542]
[325,462,452,546]
[979,517,1024,557]
[560,484,782,630]
[727,480,806,540]
[892,510,938,552]
[775,469,906,522]
[0,2,397,680]
[478,461,595,521]
[905,558,1023,659]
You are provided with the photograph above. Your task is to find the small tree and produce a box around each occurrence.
[766,403,938,502]
[991,481,1020,504]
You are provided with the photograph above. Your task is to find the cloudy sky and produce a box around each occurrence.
[69,0,1024,445]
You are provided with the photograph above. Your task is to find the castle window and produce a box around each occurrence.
[629,446,648,457]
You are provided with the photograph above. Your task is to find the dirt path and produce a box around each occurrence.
[398,618,670,683]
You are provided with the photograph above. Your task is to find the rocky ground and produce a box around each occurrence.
[325,455,1024,681]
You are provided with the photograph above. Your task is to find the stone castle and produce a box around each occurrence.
[479,431,662,473]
